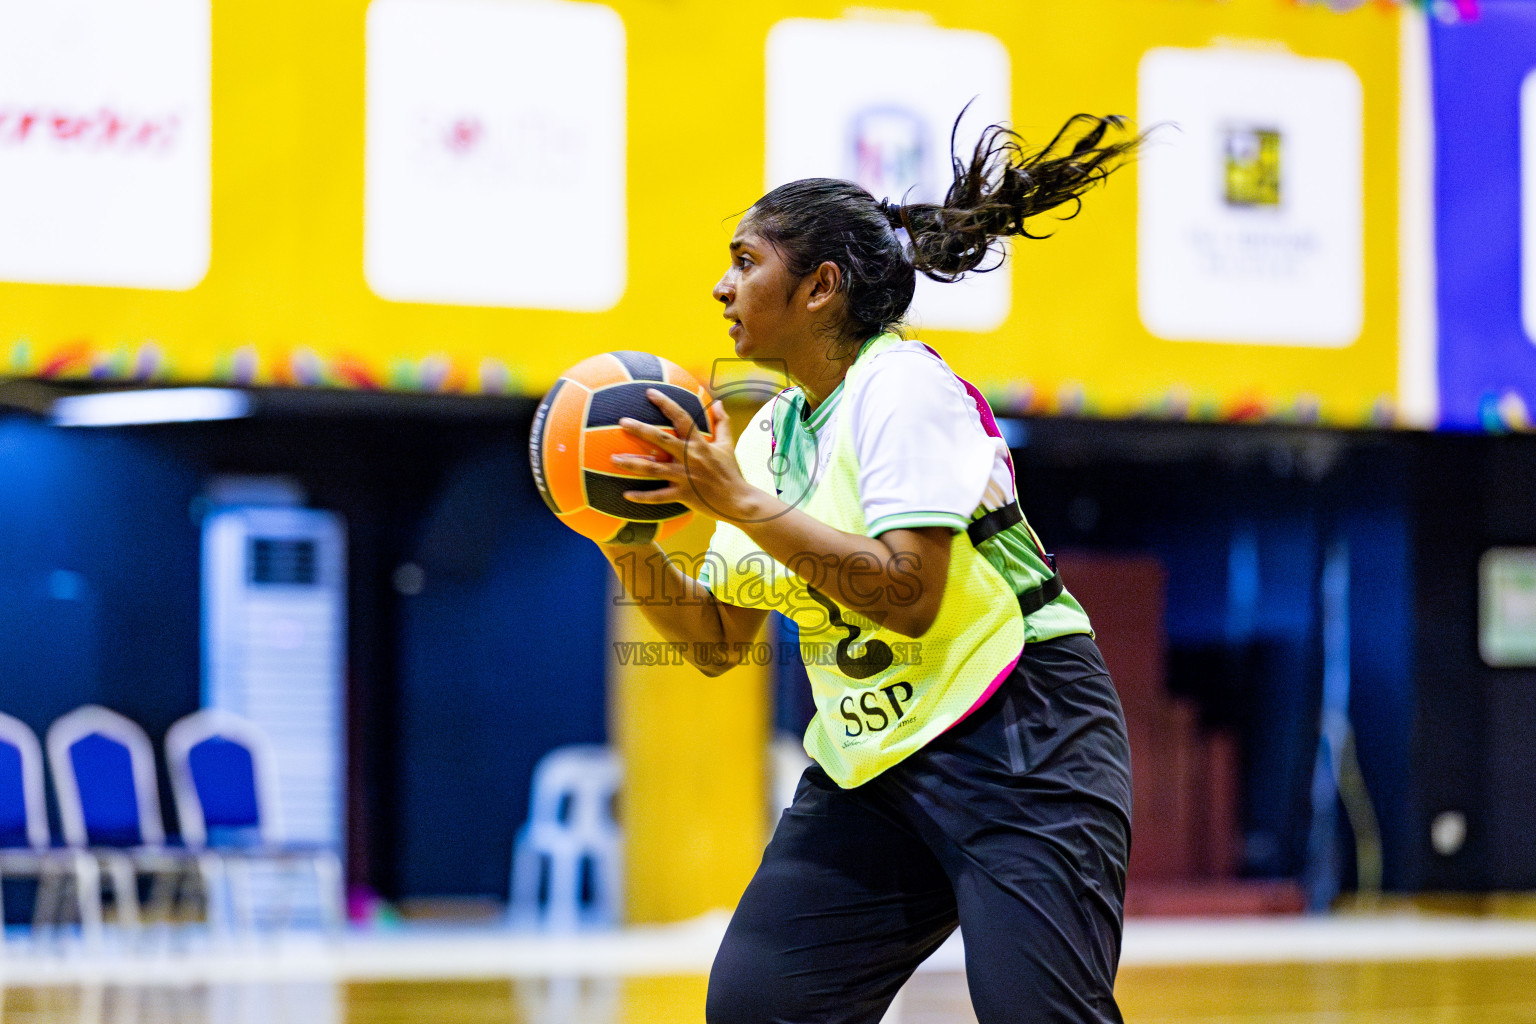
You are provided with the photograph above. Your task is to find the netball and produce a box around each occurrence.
[530,350,714,545]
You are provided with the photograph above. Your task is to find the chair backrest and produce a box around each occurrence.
[526,744,620,841]
[47,705,164,848]
[165,708,282,849]
[510,744,622,929]
[0,712,49,850]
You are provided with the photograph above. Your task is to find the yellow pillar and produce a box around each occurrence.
[609,510,770,925]
[620,977,710,1024]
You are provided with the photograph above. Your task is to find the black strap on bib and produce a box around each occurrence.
[966,500,1023,547]
[1016,569,1064,618]
[967,500,1062,618]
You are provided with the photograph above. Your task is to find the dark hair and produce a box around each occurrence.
[747,111,1143,345]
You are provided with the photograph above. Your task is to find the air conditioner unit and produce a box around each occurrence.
[202,506,346,859]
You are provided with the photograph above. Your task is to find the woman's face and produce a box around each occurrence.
[712,220,802,365]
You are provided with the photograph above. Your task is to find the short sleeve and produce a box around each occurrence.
[848,347,1003,539]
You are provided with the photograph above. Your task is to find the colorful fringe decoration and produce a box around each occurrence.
[1293,0,1477,16]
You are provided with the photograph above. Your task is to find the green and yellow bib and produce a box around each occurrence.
[699,334,1091,787]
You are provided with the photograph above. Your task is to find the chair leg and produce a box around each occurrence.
[197,855,228,934]
[165,862,194,929]
[546,842,579,932]
[99,853,140,930]
[72,852,103,948]
[34,862,59,938]
[276,858,295,931]
[314,852,344,934]
[229,858,255,934]
[146,866,178,925]
[39,862,70,944]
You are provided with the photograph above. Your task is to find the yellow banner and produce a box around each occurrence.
[0,0,1399,426]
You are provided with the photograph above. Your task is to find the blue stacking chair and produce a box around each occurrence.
[0,711,103,941]
[46,705,201,928]
[166,709,343,932]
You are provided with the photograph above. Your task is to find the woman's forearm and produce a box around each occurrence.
[599,542,731,657]
[730,492,947,638]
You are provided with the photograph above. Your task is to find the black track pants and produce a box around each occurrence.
[707,633,1134,1024]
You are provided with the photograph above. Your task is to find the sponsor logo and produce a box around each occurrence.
[839,681,917,739]
[1223,125,1282,209]
[0,107,182,152]
[848,105,927,200]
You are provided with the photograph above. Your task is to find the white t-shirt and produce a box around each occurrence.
[777,338,1016,538]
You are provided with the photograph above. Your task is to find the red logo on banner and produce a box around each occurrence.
[444,117,484,155]
[0,107,181,150]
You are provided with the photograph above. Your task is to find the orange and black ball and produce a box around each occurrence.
[530,351,713,545]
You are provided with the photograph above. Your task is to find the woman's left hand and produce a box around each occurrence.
[614,390,764,523]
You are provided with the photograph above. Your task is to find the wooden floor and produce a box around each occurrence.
[4,960,1536,1024]
[911,960,1536,1023]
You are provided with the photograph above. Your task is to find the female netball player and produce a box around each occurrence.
[600,113,1142,1024]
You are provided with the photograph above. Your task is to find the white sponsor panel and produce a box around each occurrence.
[1480,547,1536,667]
[1138,47,1364,346]
[0,0,210,290]
[365,0,626,311]
[1520,69,1536,346]
[765,19,1010,332]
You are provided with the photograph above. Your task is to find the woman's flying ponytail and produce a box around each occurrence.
[889,112,1144,283]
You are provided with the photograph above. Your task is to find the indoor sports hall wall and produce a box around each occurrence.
[0,0,1410,428]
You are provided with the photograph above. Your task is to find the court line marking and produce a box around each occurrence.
[1,913,1535,985]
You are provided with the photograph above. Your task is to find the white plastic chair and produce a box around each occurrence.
[509,744,621,931]
[165,708,344,933]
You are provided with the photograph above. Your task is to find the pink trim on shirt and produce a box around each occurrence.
[943,649,1022,733]
[920,342,1018,483]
